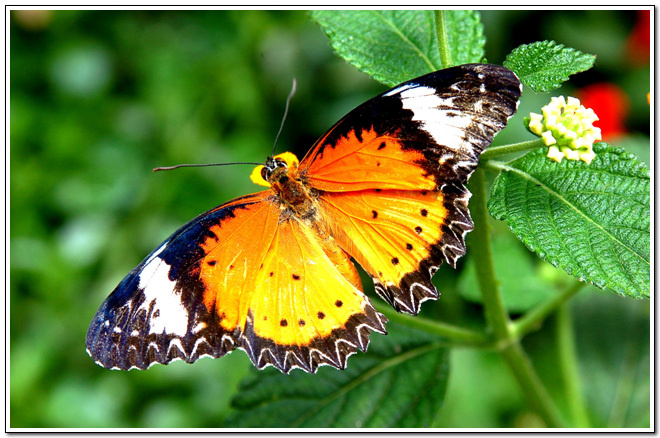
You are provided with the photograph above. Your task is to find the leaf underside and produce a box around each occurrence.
[488,143,650,298]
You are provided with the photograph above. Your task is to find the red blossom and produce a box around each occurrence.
[576,83,630,140]
[627,10,650,65]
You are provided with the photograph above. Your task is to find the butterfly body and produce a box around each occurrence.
[87,64,522,373]
[260,153,318,220]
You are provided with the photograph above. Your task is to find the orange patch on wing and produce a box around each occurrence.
[319,189,447,287]
[198,194,371,346]
[198,192,279,333]
[301,127,436,192]
[247,218,368,345]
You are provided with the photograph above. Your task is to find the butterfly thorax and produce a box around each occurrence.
[250,151,318,220]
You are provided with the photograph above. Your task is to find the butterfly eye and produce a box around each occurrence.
[261,166,271,181]
[273,152,299,170]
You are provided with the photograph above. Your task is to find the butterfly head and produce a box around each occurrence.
[250,152,300,188]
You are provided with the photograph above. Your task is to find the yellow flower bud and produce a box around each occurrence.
[542,131,557,146]
[547,146,564,162]
[525,95,600,165]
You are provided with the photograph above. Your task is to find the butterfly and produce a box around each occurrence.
[86,63,521,374]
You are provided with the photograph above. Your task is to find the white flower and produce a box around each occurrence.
[525,95,602,164]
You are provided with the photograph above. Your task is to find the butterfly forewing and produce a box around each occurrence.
[86,193,270,371]
[300,64,521,192]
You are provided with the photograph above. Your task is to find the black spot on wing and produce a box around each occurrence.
[368,183,475,315]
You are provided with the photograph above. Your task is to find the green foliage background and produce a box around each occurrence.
[10,10,650,428]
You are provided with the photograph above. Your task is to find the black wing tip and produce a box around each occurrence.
[85,303,237,371]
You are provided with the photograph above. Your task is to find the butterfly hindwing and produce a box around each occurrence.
[240,216,386,372]
[318,186,472,314]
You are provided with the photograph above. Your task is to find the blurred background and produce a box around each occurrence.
[10,9,650,428]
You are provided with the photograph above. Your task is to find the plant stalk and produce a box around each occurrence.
[434,10,452,68]
[374,302,488,346]
[513,281,584,339]
[556,304,591,427]
[481,138,546,161]
[469,168,566,427]
[468,169,510,342]
[500,342,566,427]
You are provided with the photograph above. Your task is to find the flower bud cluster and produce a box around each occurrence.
[527,96,602,164]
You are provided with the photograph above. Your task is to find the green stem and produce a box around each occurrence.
[481,138,546,161]
[470,168,566,427]
[374,302,488,346]
[469,169,510,342]
[434,10,452,68]
[606,307,646,427]
[556,304,591,427]
[513,281,584,339]
[500,342,566,427]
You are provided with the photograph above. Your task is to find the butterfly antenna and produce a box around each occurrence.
[155,79,297,173]
[272,78,297,157]
[153,161,261,172]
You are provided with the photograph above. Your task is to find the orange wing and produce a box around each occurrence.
[86,191,386,373]
[318,187,471,314]
[300,64,522,314]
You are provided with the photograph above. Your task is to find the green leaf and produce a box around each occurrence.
[226,322,449,427]
[488,143,650,298]
[504,41,595,92]
[442,10,485,67]
[310,10,484,87]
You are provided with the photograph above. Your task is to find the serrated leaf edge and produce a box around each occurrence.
[504,40,595,92]
[493,162,650,288]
